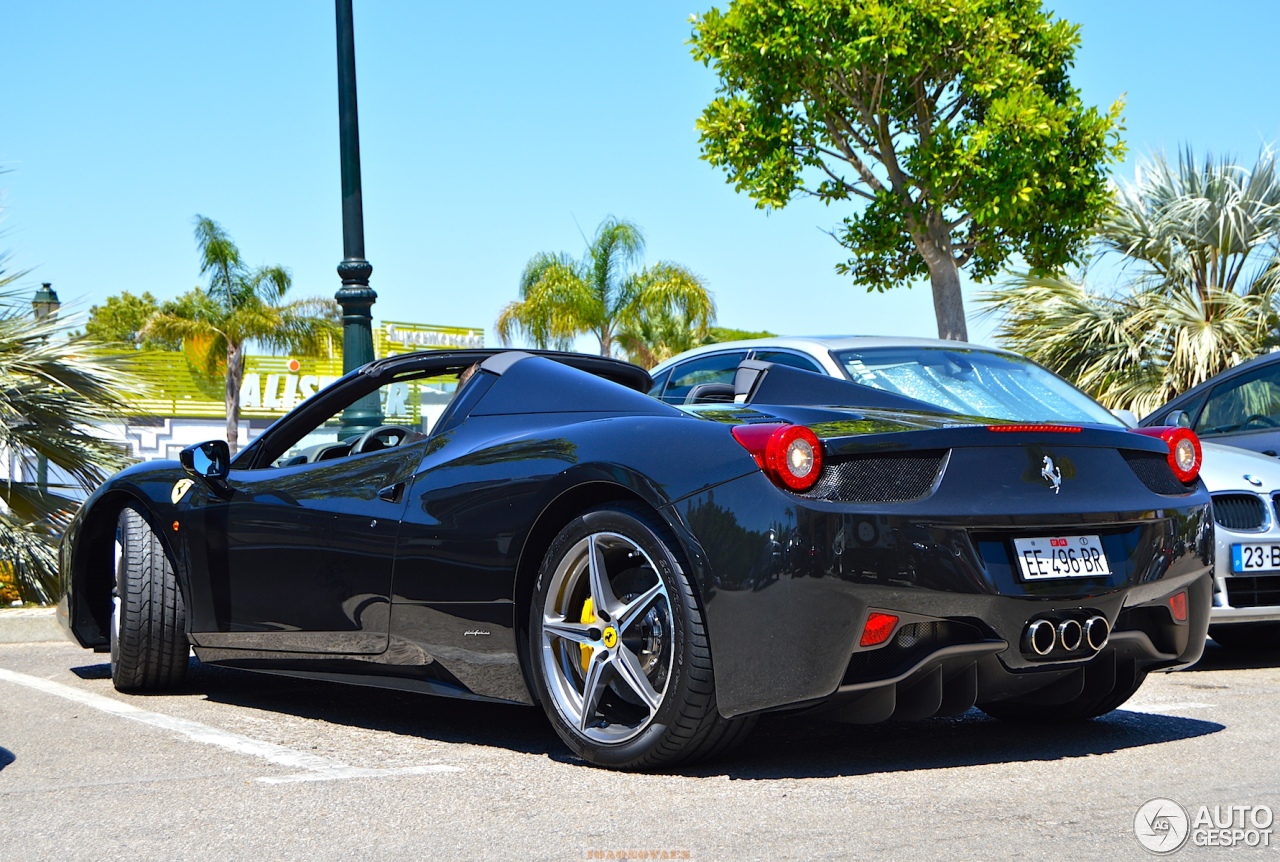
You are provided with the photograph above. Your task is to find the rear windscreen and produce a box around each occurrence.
[833,347,1122,426]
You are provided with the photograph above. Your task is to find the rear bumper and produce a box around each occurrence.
[667,472,1213,718]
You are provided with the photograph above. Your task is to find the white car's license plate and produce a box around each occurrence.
[1013,535,1111,580]
[1231,543,1280,573]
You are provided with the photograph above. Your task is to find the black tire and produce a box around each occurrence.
[111,505,189,692]
[977,670,1148,723]
[1209,623,1280,651]
[682,711,758,763]
[528,503,741,770]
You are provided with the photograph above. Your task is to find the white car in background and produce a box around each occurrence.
[1196,442,1280,648]
[650,335,1280,650]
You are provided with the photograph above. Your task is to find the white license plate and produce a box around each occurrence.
[1231,543,1280,573]
[1013,535,1111,580]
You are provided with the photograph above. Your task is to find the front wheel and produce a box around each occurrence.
[110,505,189,692]
[528,504,749,769]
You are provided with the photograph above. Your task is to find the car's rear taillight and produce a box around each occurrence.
[731,423,824,492]
[1131,426,1202,483]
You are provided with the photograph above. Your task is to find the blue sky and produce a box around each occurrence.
[2,1,1278,350]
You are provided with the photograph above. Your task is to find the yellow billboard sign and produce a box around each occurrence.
[122,321,482,420]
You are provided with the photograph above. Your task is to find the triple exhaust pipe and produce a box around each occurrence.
[1023,615,1109,657]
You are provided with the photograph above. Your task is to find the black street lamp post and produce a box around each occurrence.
[334,0,383,439]
[32,283,60,494]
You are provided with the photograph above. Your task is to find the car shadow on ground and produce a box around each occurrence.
[695,709,1222,780]
[70,657,1224,779]
[72,658,560,758]
[1184,640,1280,672]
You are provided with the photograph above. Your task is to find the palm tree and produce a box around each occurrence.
[979,149,1280,415]
[496,217,715,358]
[0,271,138,603]
[143,216,338,454]
[616,307,706,369]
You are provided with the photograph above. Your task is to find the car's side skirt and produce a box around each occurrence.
[191,655,524,707]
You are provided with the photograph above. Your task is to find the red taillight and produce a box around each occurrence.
[731,423,824,492]
[768,425,823,491]
[1169,591,1188,622]
[860,612,899,647]
[986,424,1083,433]
[1131,426,1202,484]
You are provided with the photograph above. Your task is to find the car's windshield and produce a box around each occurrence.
[833,346,1122,426]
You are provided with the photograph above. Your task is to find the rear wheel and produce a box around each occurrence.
[110,505,189,692]
[528,503,751,769]
[1209,623,1280,651]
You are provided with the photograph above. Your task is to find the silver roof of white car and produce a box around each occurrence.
[649,335,1020,377]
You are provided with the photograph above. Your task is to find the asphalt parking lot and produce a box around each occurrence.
[2,637,1278,861]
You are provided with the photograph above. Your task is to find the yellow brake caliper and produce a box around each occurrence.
[579,596,595,673]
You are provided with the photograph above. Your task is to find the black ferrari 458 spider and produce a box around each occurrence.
[58,349,1213,769]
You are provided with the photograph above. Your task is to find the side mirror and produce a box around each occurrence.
[180,440,231,494]
[1164,410,1192,428]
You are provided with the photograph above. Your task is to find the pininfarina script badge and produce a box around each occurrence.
[1041,456,1062,494]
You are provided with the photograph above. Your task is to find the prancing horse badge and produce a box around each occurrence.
[1041,456,1062,494]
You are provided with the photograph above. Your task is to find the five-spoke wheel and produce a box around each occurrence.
[529,504,752,769]
[539,529,674,744]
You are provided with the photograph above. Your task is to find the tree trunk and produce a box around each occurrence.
[225,341,244,455]
[916,229,969,342]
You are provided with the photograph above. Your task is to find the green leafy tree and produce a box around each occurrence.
[705,326,776,343]
[0,273,136,603]
[690,0,1124,341]
[82,291,182,350]
[616,307,710,369]
[496,216,716,357]
[617,320,778,369]
[143,216,339,455]
[980,149,1280,414]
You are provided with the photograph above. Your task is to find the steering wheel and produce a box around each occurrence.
[350,424,412,455]
[1241,413,1280,429]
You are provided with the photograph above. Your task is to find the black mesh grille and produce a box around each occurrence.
[1122,450,1192,495]
[842,620,982,684]
[803,450,947,503]
[1213,493,1267,530]
[1225,576,1280,608]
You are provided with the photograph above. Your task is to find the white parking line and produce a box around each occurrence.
[0,667,460,783]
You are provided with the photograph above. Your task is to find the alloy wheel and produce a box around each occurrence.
[538,531,674,744]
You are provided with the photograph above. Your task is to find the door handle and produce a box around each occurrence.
[378,482,405,503]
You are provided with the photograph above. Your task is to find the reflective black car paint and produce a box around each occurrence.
[59,350,1213,720]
